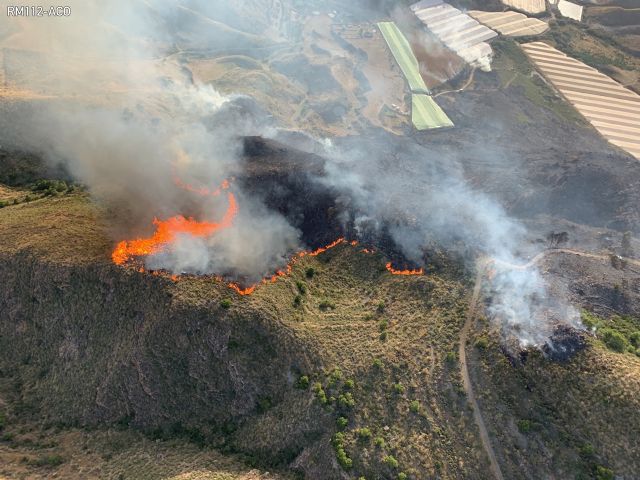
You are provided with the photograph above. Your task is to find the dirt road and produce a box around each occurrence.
[459,259,504,480]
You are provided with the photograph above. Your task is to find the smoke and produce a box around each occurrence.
[0,0,301,278]
[0,0,580,346]
[318,134,581,347]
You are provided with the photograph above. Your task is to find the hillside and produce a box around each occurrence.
[1,149,640,479]
[1,0,639,479]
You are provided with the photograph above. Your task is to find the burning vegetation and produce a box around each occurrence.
[110,156,424,295]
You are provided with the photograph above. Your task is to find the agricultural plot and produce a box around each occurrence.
[412,94,454,130]
[558,0,583,21]
[410,0,497,70]
[377,22,430,94]
[501,0,546,14]
[469,10,549,37]
[522,42,640,160]
[377,21,453,130]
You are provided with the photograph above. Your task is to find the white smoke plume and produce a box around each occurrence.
[0,0,302,279]
[0,0,580,346]
[318,135,581,348]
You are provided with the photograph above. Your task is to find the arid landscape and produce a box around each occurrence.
[0,1,639,479]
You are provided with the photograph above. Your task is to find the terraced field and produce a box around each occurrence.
[469,10,548,37]
[522,41,640,160]
[410,0,497,70]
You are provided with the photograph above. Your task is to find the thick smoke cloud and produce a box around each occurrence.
[319,136,580,347]
[1,0,301,278]
[1,0,579,346]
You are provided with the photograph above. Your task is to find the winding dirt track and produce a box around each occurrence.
[459,259,504,480]
[459,248,639,480]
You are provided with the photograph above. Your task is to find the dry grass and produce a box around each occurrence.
[0,194,112,265]
[0,426,289,480]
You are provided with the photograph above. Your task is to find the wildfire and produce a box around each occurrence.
[111,191,238,265]
[385,262,424,276]
[226,238,347,295]
[112,164,425,294]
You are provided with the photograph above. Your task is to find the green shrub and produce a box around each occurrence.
[332,433,352,469]
[595,465,614,480]
[579,443,594,458]
[377,301,386,313]
[373,358,383,369]
[293,294,302,307]
[33,454,64,467]
[337,417,348,429]
[330,367,343,382]
[344,379,355,389]
[379,331,388,341]
[398,473,408,480]
[357,427,372,440]
[257,396,272,413]
[0,414,5,430]
[581,311,601,330]
[600,328,627,353]
[409,400,420,413]
[305,267,315,279]
[312,382,328,404]
[383,455,399,469]
[338,392,355,408]
[393,383,405,394]
[296,375,310,390]
[336,447,352,469]
[517,419,532,433]
[445,351,457,363]
[379,319,388,331]
[475,337,488,349]
[374,436,385,448]
[296,280,307,294]
[220,298,232,309]
[319,299,336,311]
[629,331,640,348]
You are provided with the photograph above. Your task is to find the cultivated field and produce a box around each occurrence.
[469,10,549,37]
[522,41,640,160]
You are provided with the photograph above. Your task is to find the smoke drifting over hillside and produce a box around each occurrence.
[1,0,302,282]
[319,136,580,347]
[0,0,580,346]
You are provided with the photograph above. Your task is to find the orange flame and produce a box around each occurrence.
[112,191,237,265]
[385,262,424,276]
[225,238,347,295]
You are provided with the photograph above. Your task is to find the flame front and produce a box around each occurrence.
[112,191,238,265]
[385,262,424,276]
[111,167,424,293]
[227,238,347,295]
